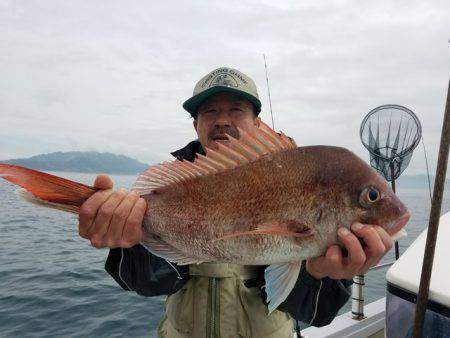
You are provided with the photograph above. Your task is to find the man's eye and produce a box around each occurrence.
[200,109,216,115]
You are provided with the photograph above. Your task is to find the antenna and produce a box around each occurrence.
[263,54,275,129]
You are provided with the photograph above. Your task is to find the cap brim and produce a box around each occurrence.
[183,86,261,118]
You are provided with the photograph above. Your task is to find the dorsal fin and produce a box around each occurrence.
[131,120,297,195]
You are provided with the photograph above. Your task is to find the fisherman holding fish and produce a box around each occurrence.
[0,67,408,338]
[81,67,405,337]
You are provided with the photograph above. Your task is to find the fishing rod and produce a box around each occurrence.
[263,54,275,129]
[412,76,450,337]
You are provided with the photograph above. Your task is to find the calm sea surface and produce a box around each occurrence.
[0,172,449,337]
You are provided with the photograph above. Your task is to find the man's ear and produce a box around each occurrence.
[193,119,198,131]
[254,117,261,128]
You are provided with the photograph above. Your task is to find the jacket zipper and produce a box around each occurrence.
[208,277,220,338]
[309,279,323,325]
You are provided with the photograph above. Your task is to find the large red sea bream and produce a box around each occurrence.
[0,121,409,312]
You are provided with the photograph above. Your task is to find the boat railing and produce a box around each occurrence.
[351,260,396,320]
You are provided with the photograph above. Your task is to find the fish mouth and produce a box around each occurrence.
[388,212,410,237]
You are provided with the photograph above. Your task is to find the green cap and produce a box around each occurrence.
[183,67,262,118]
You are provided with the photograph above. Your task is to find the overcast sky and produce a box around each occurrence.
[1,0,449,177]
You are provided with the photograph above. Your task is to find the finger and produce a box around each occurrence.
[338,227,366,274]
[78,189,113,238]
[324,245,344,279]
[104,192,140,247]
[94,174,113,190]
[88,189,127,248]
[306,246,337,280]
[374,226,394,253]
[305,257,326,280]
[121,197,147,248]
[351,223,386,274]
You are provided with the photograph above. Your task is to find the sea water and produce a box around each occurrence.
[0,172,449,337]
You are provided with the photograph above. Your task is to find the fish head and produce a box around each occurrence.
[354,170,410,236]
[306,146,410,237]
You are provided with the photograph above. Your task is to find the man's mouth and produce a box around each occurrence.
[211,134,230,142]
[209,127,239,143]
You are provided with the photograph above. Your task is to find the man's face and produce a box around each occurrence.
[193,92,260,151]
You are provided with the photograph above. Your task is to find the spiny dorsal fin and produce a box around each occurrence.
[131,120,296,195]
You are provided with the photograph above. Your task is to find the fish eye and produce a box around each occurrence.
[359,187,381,208]
[367,188,380,202]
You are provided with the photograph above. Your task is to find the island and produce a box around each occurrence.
[1,151,150,174]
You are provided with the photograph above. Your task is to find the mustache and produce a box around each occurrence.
[208,127,239,140]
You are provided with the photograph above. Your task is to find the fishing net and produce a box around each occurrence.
[360,105,422,182]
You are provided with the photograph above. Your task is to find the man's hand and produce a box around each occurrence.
[78,174,147,249]
[306,222,394,280]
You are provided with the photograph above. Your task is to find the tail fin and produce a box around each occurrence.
[0,164,97,214]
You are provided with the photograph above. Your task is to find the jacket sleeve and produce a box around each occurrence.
[105,244,190,297]
[274,262,352,327]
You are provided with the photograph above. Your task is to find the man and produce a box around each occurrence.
[78,67,393,337]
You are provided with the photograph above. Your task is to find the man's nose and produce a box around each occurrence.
[214,110,232,127]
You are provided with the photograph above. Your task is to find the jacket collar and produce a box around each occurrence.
[171,140,205,162]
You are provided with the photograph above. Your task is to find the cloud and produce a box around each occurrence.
[0,0,449,177]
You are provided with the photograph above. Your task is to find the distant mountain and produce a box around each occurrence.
[1,151,150,174]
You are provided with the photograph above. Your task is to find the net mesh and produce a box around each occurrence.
[360,105,422,181]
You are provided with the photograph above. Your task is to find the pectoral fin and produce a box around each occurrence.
[264,262,302,314]
[213,220,314,242]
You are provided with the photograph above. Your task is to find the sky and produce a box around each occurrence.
[1,0,449,177]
